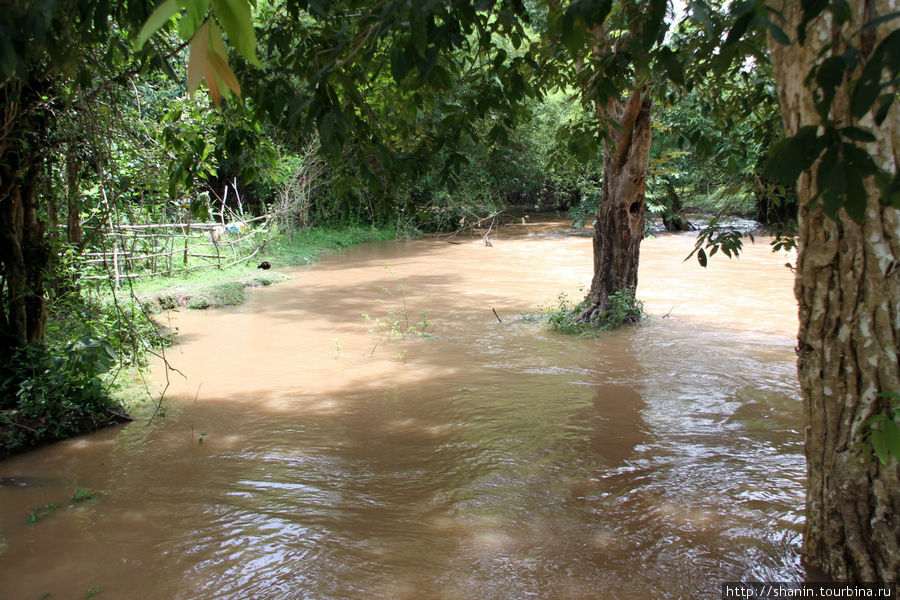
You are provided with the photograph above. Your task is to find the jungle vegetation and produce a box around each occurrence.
[0,0,898,581]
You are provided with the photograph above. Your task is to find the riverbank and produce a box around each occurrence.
[125,226,398,312]
[1,226,398,460]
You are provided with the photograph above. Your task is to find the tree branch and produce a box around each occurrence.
[612,85,646,168]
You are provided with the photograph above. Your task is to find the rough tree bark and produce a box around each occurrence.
[0,78,52,358]
[579,86,653,322]
[769,0,900,581]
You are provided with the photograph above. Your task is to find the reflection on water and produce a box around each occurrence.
[0,220,803,599]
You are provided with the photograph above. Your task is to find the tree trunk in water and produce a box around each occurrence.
[769,1,900,581]
[579,89,652,322]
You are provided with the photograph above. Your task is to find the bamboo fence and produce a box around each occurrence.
[79,214,271,288]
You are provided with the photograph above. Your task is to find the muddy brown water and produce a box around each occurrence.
[0,219,805,599]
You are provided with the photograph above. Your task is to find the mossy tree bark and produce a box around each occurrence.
[769,0,900,580]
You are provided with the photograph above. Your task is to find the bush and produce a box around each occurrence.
[0,341,127,455]
[542,289,644,336]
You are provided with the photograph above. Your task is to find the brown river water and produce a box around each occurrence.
[0,219,804,599]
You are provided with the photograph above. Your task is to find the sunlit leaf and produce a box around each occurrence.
[211,0,260,66]
[136,0,178,51]
[178,0,210,40]
[208,50,241,98]
[187,21,209,96]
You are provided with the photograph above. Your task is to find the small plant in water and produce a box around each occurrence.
[27,503,61,524]
[71,489,96,503]
[541,289,644,336]
[362,267,435,356]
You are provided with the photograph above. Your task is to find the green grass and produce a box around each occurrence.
[121,226,395,312]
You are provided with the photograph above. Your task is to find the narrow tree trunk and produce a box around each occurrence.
[770,1,900,581]
[579,89,652,322]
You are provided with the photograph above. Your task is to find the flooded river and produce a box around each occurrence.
[0,219,804,599]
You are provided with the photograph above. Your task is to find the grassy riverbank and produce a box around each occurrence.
[124,226,396,312]
[1,226,396,458]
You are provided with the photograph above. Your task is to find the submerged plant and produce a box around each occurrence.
[71,489,96,503]
[541,289,644,336]
[27,503,61,524]
[362,267,436,356]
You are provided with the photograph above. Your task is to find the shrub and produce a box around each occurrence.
[0,341,127,454]
[542,289,644,336]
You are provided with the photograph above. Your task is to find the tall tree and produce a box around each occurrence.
[766,0,900,580]
[540,0,685,322]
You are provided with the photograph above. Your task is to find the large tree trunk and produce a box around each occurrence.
[769,1,900,581]
[0,78,51,358]
[579,88,652,322]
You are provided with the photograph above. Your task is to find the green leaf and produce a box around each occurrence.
[764,18,791,45]
[843,166,867,223]
[814,56,846,118]
[763,126,820,185]
[871,430,889,464]
[210,0,260,66]
[319,111,338,153]
[178,0,210,40]
[831,0,852,26]
[724,11,754,47]
[855,10,900,34]
[882,419,900,461]
[391,43,413,83]
[817,150,845,218]
[839,126,877,143]
[874,95,895,126]
[799,0,828,44]
[410,0,427,58]
[658,47,684,86]
[843,143,880,175]
[851,30,900,119]
[643,0,668,46]
[852,55,884,118]
[136,0,178,51]
[697,247,707,267]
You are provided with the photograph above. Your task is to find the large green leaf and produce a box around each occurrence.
[882,418,900,461]
[211,0,260,66]
[178,0,210,40]
[136,0,178,51]
[763,126,820,185]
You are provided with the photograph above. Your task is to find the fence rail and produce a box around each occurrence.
[78,216,271,287]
